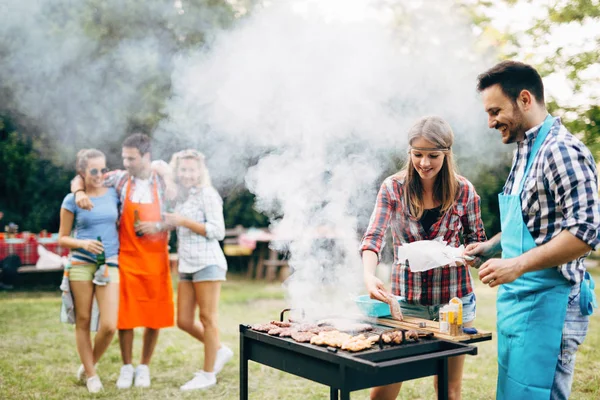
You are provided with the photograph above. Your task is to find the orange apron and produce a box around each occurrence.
[117,175,174,330]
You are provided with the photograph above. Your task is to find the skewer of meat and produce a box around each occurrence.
[384,292,403,321]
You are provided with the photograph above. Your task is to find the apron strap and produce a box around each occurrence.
[517,114,555,193]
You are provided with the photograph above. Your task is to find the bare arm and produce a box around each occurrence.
[58,208,103,254]
[70,175,94,211]
[479,231,591,286]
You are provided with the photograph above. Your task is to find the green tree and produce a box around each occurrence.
[0,116,73,232]
[470,0,600,157]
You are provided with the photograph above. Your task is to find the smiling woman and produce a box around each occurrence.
[360,115,487,400]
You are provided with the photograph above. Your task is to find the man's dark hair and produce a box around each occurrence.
[123,133,151,156]
[477,60,545,105]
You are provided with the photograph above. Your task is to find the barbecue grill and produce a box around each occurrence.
[240,310,489,400]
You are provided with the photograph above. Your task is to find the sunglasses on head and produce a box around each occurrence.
[89,168,109,176]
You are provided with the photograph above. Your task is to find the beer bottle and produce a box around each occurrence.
[96,236,106,267]
[134,210,143,237]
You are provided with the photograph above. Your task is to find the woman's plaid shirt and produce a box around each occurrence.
[503,117,600,284]
[175,186,227,273]
[360,174,487,306]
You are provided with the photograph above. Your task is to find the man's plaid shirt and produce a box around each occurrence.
[504,117,600,284]
[360,174,487,306]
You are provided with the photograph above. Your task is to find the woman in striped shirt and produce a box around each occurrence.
[163,149,233,391]
[361,116,486,400]
[58,149,120,393]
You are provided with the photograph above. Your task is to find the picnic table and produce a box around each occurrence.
[223,226,290,281]
[0,237,69,273]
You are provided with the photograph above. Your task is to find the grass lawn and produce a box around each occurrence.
[0,269,598,400]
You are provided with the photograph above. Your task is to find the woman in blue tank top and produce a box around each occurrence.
[58,149,120,393]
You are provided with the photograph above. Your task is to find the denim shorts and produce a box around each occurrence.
[398,292,476,323]
[179,265,226,282]
[550,284,589,399]
[69,264,120,283]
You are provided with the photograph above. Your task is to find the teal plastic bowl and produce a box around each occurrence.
[355,295,401,318]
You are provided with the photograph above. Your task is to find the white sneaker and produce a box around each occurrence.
[77,363,97,383]
[180,370,216,391]
[134,364,151,388]
[86,376,103,393]
[116,364,135,389]
[214,345,234,374]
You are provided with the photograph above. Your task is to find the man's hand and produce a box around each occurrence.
[136,221,162,236]
[478,257,525,288]
[81,239,104,255]
[75,192,94,211]
[364,273,388,303]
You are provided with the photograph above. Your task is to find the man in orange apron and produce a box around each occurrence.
[74,133,174,389]
[466,61,598,399]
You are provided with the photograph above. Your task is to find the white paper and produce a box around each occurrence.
[396,239,465,272]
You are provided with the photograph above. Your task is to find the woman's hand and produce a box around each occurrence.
[364,273,388,303]
[163,212,184,227]
[464,241,494,259]
[81,239,104,255]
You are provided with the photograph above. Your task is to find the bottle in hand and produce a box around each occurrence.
[96,236,105,267]
[134,210,144,237]
[92,236,110,286]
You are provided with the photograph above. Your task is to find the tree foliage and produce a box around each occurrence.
[0,115,73,232]
[472,0,600,157]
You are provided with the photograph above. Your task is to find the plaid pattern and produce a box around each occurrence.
[175,186,227,273]
[503,117,600,284]
[361,174,487,306]
[104,169,168,215]
[0,241,69,266]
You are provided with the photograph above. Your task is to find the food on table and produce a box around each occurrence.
[310,330,352,347]
[251,323,279,332]
[270,320,292,328]
[341,334,374,352]
[381,330,404,344]
[385,292,403,321]
[291,331,317,343]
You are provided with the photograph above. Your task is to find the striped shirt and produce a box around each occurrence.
[503,117,600,284]
[361,174,487,305]
[175,186,227,273]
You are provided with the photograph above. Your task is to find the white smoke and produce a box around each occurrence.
[1,0,504,319]
[157,0,501,319]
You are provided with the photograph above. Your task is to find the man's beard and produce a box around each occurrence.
[500,110,526,144]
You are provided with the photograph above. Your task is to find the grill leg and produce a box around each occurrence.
[330,387,339,400]
[437,357,449,400]
[240,335,248,400]
[340,390,350,400]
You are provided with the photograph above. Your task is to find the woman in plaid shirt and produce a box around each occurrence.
[162,150,233,391]
[361,116,486,400]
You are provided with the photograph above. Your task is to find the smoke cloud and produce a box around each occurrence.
[2,0,505,319]
[157,0,502,318]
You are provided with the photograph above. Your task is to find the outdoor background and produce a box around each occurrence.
[0,0,599,399]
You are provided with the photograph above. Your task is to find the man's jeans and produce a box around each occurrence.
[550,284,589,400]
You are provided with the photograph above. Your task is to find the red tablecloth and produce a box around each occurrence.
[0,241,69,266]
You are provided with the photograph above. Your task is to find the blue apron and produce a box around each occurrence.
[496,115,571,400]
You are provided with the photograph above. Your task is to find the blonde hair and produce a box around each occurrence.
[169,149,212,188]
[76,149,105,175]
[398,116,459,219]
